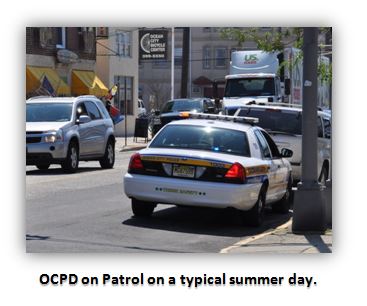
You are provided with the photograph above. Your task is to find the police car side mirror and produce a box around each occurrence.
[280,148,293,158]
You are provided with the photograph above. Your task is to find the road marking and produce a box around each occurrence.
[219,219,292,254]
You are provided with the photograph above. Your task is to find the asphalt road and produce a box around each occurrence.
[26,150,291,253]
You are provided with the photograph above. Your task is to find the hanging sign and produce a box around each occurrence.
[139,30,168,61]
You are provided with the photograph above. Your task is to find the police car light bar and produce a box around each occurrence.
[184,112,259,125]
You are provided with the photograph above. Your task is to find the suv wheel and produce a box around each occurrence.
[62,141,79,173]
[99,139,115,169]
[36,163,50,170]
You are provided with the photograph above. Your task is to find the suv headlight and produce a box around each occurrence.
[44,130,63,143]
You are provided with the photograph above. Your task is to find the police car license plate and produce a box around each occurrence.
[172,165,195,178]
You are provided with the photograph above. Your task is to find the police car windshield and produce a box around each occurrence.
[224,78,275,97]
[237,107,302,135]
[26,103,73,122]
[161,100,202,114]
[150,125,250,157]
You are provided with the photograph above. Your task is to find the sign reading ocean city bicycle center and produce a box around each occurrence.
[139,30,168,61]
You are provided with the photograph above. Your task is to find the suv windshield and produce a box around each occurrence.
[26,103,73,122]
[150,125,250,157]
[237,107,302,135]
[224,78,275,97]
[161,100,202,114]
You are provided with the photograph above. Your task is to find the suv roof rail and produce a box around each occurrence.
[27,95,52,100]
[181,112,259,125]
[76,95,98,99]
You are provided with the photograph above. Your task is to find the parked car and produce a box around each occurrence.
[26,95,115,173]
[151,98,218,136]
[233,102,331,184]
[124,113,293,226]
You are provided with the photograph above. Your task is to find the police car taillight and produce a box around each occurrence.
[225,163,245,182]
[128,153,144,171]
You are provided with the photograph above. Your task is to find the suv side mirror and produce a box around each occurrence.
[284,79,291,96]
[280,148,293,158]
[77,115,91,124]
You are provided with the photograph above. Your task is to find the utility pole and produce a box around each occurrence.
[180,27,190,98]
[292,27,326,234]
[171,27,175,100]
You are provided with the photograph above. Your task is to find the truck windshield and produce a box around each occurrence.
[224,78,275,97]
[237,107,302,135]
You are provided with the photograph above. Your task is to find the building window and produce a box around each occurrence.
[214,47,227,68]
[174,47,182,67]
[56,27,66,49]
[203,46,211,69]
[39,27,54,48]
[203,27,211,32]
[116,31,131,58]
[114,76,134,115]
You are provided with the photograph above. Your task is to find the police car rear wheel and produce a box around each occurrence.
[244,186,266,227]
[131,198,156,217]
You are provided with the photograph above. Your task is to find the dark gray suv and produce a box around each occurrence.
[26,95,115,173]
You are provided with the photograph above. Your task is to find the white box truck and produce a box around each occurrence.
[222,49,330,114]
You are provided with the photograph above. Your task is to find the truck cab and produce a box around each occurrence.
[223,51,282,113]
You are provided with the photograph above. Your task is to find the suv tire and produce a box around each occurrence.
[61,141,79,173]
[99,139,115,169]
[36,163,50,170]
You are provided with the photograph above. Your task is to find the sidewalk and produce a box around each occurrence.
[222,220,332,254]
[115,136,150,152]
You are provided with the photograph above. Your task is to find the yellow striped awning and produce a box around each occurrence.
[71,70,109,97]
[26,66,71,95]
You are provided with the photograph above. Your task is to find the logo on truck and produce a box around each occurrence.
[244,54,258,64]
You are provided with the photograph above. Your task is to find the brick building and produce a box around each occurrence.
[26,27,108,98]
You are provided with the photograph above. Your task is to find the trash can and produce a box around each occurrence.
[134,118,149,143]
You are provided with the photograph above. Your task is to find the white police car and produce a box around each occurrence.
[124,113,293,226]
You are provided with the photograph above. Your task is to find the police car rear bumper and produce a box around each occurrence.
[124,173,261,211]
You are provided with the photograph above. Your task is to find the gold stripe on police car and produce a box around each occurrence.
[141,155,232,169]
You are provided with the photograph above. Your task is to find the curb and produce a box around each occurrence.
[220,219,292,254]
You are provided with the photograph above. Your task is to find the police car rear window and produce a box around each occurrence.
[238,108,302,135]
[150,125,251,157]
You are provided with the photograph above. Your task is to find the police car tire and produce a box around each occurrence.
[131,199,156,217]
[245,186,267,227]
[99,139,115,169]
[272,175,293,214]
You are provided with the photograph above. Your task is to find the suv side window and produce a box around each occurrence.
[85,101,102,120]
[254,129,272,159]
[76,102,88,119]
[260,130,281,158]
